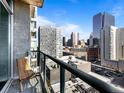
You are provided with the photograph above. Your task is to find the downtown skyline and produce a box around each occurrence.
[37,0,124,40]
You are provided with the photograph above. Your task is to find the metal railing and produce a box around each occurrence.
[31,51,124,93]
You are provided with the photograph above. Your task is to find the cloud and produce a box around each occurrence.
[37,15,90,40]
[37,16,55,27]
[63,23,79,32]
[112,6,123,16]
[62,23,79,37]
[62,23,90,40]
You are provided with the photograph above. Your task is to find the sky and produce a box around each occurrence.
[37,0,124,40]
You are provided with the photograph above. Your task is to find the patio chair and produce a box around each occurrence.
[17,57,40,92]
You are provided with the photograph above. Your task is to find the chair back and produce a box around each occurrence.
[17,57,31,80]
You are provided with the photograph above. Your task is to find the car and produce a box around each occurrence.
[108,71,114,76]
[105,72,111,77]
[93,61,97,64]
[116,73,123,77]
[114,71,123,77]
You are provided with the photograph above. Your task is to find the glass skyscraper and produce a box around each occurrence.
[93,12,115,39]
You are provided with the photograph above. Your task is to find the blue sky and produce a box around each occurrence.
[37,0,124,40]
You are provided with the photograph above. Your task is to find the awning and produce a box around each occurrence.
[21,0,44,8]
[0,0,13,15]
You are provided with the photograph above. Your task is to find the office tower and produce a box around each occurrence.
[87,39,90,45]
[63,36,66,46]
[101,26,117,60]
[71,32,79,47]
[89,32,99,47]
[93,12,115,62]
[89,32,93,46]
[101,26,124,71]
[67,39,72,47]
[39,26,63,58]
[101,26,124,60]
[110,26,117,60]
[93,12,115,41]
[116,28,124,60]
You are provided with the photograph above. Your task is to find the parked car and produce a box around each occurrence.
[114,71,123,77]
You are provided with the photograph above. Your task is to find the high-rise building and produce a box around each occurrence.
[93,12,115,39]
[101,26,117,60]
[63,36,66,46]
[89,32,99,47]
[89,32,93,46]
[101,26,124,71]
[110,26,117,60]
[87,39,90,45]
[71,32,79,47]
[101,26,124,61]
[67,39,72,47]
[92,12,115,62]
[116,28,124,60]
[39,26,63,58]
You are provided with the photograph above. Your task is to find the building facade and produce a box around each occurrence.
[67,39,72,47]
[70,48,87,60]
[110,26,117,60]
[101,26,116,60]
[78,39,86,47]
[93,12,115,39]
[101,26,124,71]
[116,28,124,60]
[91,12,115,63]
[39,26,63,58]
[30,6,38,51]
[87,47,100,62]
[89,32,93,46]
[71,32,79,47]
[63,36,66,46]
[101,26,124,61]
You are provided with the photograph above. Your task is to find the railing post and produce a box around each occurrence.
[43,55,46,84]
[37,47,40,66]
[37,27,41,66]
[60,66,65,93]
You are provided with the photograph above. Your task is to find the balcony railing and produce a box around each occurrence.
[31,50,124,93]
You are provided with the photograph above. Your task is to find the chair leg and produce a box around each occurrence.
[34,76,39,87]
[29,75,39,87]
[28,79,33,87]
[19,80,23,92]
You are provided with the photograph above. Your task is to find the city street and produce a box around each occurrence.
[91,63,124,88]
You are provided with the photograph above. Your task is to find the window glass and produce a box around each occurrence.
[0,1,10,82]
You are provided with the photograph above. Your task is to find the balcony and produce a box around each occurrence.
[1,50,124,93]
[1,0,124,92]
[0,0,43,92]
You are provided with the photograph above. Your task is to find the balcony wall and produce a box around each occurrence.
[13,1,30,77]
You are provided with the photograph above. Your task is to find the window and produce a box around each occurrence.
[0,0,11,90]
[31,32,36,38]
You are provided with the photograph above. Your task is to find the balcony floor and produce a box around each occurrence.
[7,77,42,93]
